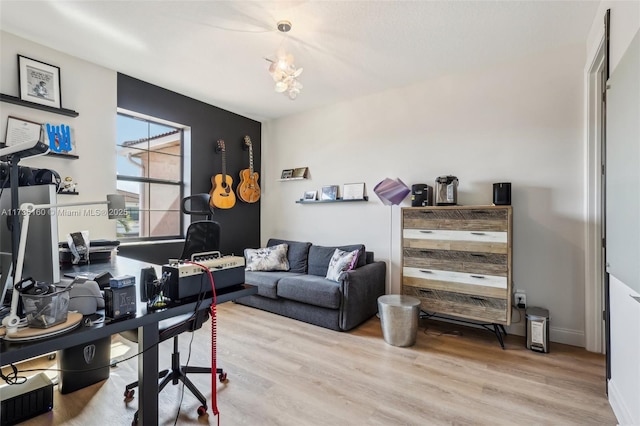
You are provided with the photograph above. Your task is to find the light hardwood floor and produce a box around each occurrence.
[3,303,617,425]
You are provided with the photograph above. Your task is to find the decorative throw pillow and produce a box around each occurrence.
[244,243,290,271]
[325,248,360,281]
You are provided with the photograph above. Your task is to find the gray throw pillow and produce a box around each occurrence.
[244,244,290,271]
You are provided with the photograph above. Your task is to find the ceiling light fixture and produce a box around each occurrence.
[266,20,303,100]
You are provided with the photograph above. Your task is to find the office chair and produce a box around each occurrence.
[122,194,225,424]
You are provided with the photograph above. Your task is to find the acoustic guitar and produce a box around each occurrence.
[209,139,236,209]
[237,136,261,203]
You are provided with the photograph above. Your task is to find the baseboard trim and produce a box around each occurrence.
[506,320,584,347]
[608,378,635,425]
[549,326,584,347]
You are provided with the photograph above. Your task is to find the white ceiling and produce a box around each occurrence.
[0,1,599,122]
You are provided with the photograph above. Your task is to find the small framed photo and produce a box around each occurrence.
[303,190,317,201]
[292,167,308,178]
[281,169,293,179]
[343,182,365,200]
[321,185,339,201]
[4,116,42,147]
[18,55,62,109]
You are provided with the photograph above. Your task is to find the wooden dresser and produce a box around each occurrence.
[401,205,513,326]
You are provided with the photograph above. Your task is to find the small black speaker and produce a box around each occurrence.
[493,182,511,205]
[411,184,433,207]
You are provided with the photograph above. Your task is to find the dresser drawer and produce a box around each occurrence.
[403,229,508,254]
[403,285,508,324]
[403,208,508,231]
[403,248,508,275]
[403,266,507,294]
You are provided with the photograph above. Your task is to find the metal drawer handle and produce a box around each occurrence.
[420,230,433,234]
[470,275,485,279]
[470,296,486,301]
[471,232,486,235]
[470,253,486,258]
[420,250,434,255]
[421,211,434,214]
[419,270,433,274]
[419,289,433,295]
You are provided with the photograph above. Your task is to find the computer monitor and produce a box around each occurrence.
[0,184,60,304]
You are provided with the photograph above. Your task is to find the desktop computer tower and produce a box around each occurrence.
[57,336,111,394]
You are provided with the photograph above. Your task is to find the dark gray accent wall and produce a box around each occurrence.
[117,74,261,258]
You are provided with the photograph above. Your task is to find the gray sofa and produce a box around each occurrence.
[236,238,386,331]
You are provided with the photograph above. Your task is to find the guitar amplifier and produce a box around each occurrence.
[162,255,245,301]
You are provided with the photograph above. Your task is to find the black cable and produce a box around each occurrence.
[0,364,27,385]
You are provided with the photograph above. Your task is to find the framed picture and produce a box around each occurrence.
[4,116,42,147]
[18,55,61,109]
[292,167,308,178]
[343,182,365,200]
[281,169,293,179]
[321,185,339,201]
[303,190,317,201]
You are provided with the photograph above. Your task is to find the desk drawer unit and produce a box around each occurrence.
[401,206,512,325]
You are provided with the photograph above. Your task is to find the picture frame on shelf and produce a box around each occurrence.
[4,116,42,147]
[321,185,339,201]
[44,122,75,155]
[343,182,365,200]
[281,169,294,179]
[303,190,317,201]
[292,167,308,178]
[18,55,62,109]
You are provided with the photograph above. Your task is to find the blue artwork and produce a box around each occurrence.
[45,123,72,153]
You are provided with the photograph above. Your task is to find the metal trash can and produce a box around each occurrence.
[526,307,550,353]
[377,295,421,347]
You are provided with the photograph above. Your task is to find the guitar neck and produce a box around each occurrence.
[221,150,227,178]
[248,144,254,175]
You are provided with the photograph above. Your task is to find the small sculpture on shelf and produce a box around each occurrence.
[59,176,78,194]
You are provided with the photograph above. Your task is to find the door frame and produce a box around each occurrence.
[584,34,606,354]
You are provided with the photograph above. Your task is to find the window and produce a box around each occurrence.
[116,113,184,239]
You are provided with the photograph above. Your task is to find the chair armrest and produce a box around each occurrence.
[339,261,386,331]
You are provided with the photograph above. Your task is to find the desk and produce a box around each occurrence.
[1,256,256,425]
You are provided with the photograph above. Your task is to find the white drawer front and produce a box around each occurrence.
[403,266,507,289]
[403,229,507,244]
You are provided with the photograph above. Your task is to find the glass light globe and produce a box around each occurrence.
[275,81,288,93]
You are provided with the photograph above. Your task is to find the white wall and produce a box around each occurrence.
[0,31,117,240]
[263,42,587,346]
[585,2,640,425]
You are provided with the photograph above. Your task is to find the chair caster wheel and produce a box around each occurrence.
[47,353,56,360]
[218,372,228,383]
[124,389,135,398]
[197,405,207,416]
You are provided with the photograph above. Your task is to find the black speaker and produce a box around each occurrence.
[411,184,433,207]
[493,182,511,205]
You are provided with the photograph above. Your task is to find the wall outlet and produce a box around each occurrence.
[514,290,526,309]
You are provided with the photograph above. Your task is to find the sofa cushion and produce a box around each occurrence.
[245,244,289,271]
[308,244,366,277]
[245,271,303,299]
[277,275,342,309]
[267,238,312,273]
[325,248,359,281]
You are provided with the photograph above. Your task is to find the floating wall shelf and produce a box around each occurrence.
[0,93,79,117]
[278,177,307,182]
[47,152,79,159]
[296,196,369,204]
